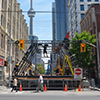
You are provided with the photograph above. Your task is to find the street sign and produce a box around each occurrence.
[74,68,82,80]
[0,57,4,66]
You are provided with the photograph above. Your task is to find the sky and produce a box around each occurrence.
[17,0,54,40]
[17,0,55,68]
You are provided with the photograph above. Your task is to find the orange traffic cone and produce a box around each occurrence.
[20,84,22,91]
[44,84,47,91]
[78,84,82,92]
[64,84,67,91]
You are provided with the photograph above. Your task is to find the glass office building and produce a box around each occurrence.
[53,0,69,40]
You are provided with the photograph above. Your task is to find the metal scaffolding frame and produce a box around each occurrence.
[12,39,75,76]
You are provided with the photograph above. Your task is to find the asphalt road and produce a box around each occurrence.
[0,91,100,100]
[0,95,100,100]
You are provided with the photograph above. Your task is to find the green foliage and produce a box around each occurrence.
[69,31,96,68]
[36,63,46,74]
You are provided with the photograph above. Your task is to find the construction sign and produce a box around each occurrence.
[74,68,83,80]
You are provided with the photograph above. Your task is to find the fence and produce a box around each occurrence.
[15,79,81,90]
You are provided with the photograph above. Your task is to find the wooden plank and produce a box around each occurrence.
[18,77,74,80]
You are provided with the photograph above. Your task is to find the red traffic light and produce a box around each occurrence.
[81,44,85,47]
[19,39,24,49]
[20,40,24,43]
[80,43,86,52]
[4,61,8,66]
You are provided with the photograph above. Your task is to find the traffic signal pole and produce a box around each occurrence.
[9,28,12,88]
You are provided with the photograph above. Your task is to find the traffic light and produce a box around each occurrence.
[19,39,24,49]
[80,43,86,52]
[4,61,8,66]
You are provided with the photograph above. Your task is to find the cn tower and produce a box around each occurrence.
[28,0,35,40]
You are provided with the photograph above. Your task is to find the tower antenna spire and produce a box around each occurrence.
[31,0,33,9]
[28,0,35,37]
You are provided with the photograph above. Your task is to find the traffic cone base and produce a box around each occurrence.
[78,84,82,92]
[44,84,47,91]
[64,84,67,91]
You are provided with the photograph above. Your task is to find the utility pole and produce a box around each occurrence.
[9,28,12,88]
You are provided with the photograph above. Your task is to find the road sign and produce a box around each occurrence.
[74,68,82,80]
[0,57,4,66]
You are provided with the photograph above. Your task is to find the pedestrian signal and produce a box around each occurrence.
[80,43,86,52]
[4,61,8,66]
[19,39,24,49]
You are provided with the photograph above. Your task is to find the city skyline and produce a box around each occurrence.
[17,0,54,40]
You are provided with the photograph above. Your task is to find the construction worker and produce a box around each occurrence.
[56,67,59,76]
[42,44,48,57]
[29,66,32,76]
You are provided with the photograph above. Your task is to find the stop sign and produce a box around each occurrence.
[75,68,82,75]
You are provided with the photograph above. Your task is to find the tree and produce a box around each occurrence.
[69,31,96,70]
[36,63,46,74]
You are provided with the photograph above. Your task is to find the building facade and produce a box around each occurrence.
[52,0,69,70]
[80,4,100,79]
[53,0,69,41]
[52,2,56,41]
[67,0,100,39]
[0,0,28,80]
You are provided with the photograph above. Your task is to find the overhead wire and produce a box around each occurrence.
[1,10,100,13]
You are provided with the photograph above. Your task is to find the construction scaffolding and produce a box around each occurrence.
[12,39,76,76]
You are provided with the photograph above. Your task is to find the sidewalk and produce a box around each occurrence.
[0,86,100,95]
[89,86,100,91]
[0,86,11,92]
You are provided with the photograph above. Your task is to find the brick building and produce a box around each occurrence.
[80,4,100,79]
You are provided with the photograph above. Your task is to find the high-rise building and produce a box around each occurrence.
[52,2,56,41]
[67,0,100,39]
[52,0,69,71]
[52,0,69,41]
[0,0,28,80]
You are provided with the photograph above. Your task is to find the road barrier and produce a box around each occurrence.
[15,79,81,90]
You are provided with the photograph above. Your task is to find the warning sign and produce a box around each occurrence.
[74,68,82,80]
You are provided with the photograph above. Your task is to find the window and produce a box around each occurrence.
[3,35,5,49]
[87,0,91,1]
[88,5,90,8]
[7,40,9,52]
[1,15,3,26]
[95,0,98,1]
[12,44,15,55]
[87,18,89,27]
[2,0,4,8]
[80,5,84,11]
[1,34,5,49]
[81,14,84,19]
[90,14,92,24]
[1,34,3,48]
[80,0,84,2]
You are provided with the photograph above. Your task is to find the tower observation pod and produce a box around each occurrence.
[28,0,35,17]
